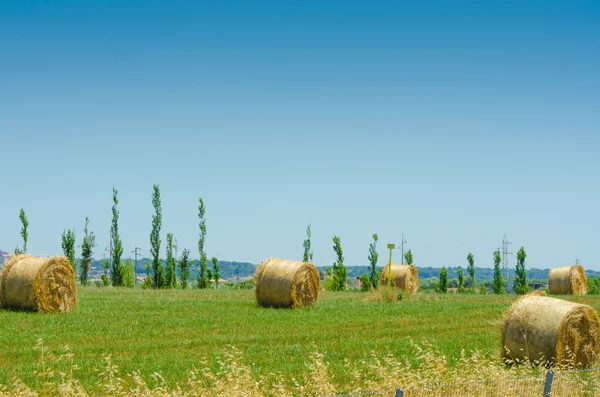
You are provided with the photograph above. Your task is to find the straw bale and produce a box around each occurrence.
[501,294,600,368]
[380,264,418,294]
[255,258,320,308]
[548,265,587,295]
[1,254,77,313]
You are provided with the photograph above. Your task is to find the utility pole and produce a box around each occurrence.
[400,234,407,264]
[575,258,580,266]
[132,247,142,285]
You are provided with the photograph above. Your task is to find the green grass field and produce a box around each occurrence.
[1,288,599,394]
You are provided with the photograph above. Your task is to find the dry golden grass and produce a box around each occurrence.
[1,339,598,397]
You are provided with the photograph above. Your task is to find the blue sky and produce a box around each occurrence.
[1,0,599,271]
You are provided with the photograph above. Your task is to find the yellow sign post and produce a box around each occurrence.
[387,244,395,298]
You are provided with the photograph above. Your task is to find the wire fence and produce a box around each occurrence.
[325,367,600,397]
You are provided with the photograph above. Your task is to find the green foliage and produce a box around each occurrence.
[123,260,135,288]
[19,208,29,253]
[111,188,125,287]
[101,259,110,287]
[514,247,529,295]
[359,274,370,292]
[197,255,211,289]
[197,198,209,289]
[587,276,600,295]
[61,229,77,274]
[419,277,439,291]
[179,249,191,289]
[212,257,220,287]
[150,184,164,289]
[397,290,405,300]
[457,269,465,293]
[165,233,177,289]
[368,234,379,289]
[331,236,347,291]
[492,249,504,294]
[436,267,448,293]
[479,284,487,294]
[467,252,475,286]
[79,217,96,286]
[302,223,313,263]
[142,261,153,289]
[404,249,413,265]
[206,268,213,289]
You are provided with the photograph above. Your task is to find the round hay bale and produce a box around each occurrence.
[501,294,600,368]
[1,254,77,313]
[548,265,587,295]
[380,264,418,294]
[255,258,320,308]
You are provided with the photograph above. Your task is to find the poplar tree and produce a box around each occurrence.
[514,247,529,295]
[179,249,191,289]
[457,269,465,293]
[111,188,124,286]
[15,209,29,254]
[331,236,347,291]
[368,234,379,289]
[212,257,220,287]
[303,224,313,263]
[61,229,76,274]
[404,249,413,265]
[467,253,475,287]
[80,217,96,286]
[150,184,165,288]
[197,198,209,289]
[165,233,177,288]
[437,267,448,293]
[492,249,504,294]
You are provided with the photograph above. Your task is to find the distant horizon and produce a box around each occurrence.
[0,250,593,273]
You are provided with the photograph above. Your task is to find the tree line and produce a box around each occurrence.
[300,223,532,295]
[12,196,532,295]
[11,186,220,290]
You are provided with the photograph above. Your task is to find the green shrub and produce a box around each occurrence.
[587,276,600,295]
[397,290,405,301]
[359,274,370,292]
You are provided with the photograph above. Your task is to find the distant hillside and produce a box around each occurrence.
[317,265,600,281]
[5,255,598,282]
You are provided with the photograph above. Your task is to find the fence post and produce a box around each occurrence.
[543,370,554,397]
[395,389,404,397]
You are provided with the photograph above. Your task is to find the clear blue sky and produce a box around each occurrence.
[1,0,599,270]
